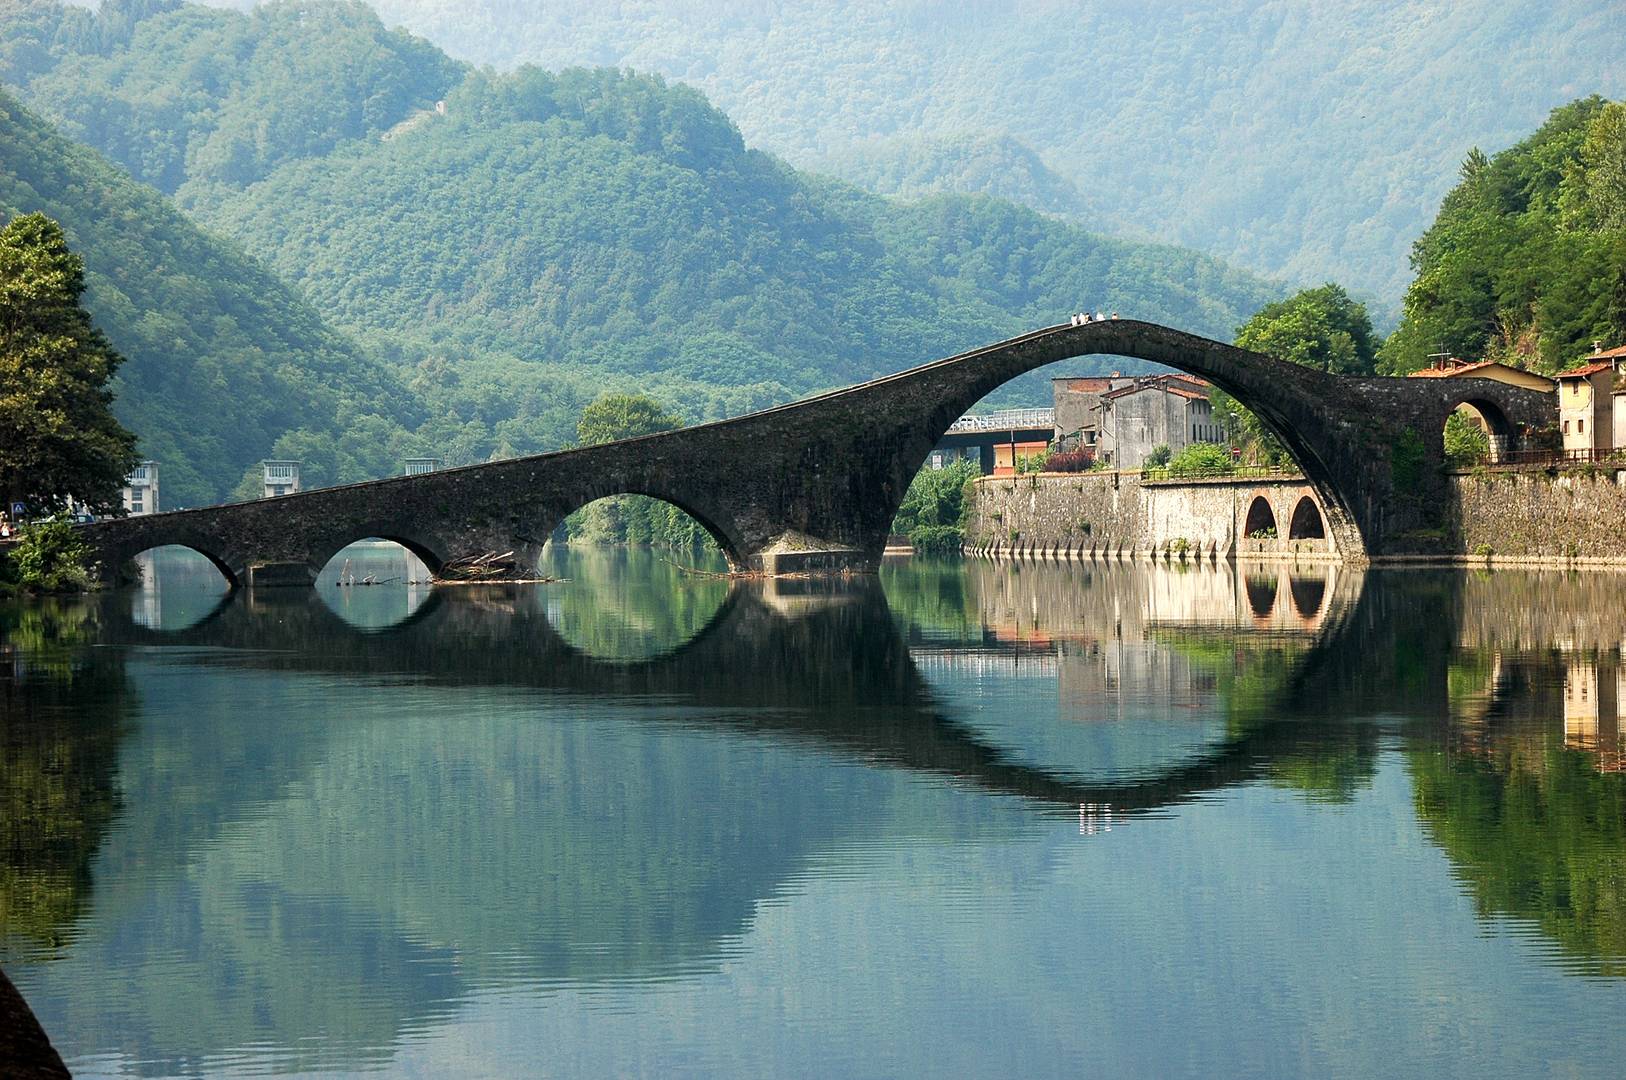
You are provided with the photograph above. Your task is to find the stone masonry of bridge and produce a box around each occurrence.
[77,320,1555,585]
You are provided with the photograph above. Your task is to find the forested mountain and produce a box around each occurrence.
[0,87,416,507]
[1380,98,1626,375]
[0,0,1280,495]
[262,0,1626,309]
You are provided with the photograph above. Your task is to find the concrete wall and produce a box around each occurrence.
[964,472,1334,561]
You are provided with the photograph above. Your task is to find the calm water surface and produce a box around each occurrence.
[5,547,1626,1078]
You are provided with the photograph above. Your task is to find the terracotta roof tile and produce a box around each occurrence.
[1557,361,1615,378]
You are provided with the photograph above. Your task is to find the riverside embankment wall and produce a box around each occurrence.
[1450,470,1626,565]
[964,468,1626,566]
[964,472,1334,561]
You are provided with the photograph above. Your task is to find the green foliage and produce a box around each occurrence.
[1234,283,1378,375]
[1379,97,1626,376]
[320,0,1624,303]
[0,212,139,513]
[1444,409,1491,470]
[1164,442,1235,477]
[893,458,978,555]
[10,517,92,591]
[0,88,415,507]
[1144,444,1172,468]
[576,393,683,446]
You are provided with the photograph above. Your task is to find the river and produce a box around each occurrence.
[3,547,1626,1078]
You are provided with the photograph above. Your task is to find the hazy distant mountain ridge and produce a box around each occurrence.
[306,0,1626,307]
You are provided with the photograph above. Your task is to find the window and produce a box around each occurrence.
[1564,420,1571,434]
[1579,419,1585,434]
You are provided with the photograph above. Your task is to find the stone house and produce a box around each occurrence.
[1052,374,1132,452]
[1095,374,1223,468]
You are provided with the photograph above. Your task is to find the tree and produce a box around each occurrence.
[0,213,138,514]
[575,393,684,446]
[1234,283,1378,376]
[1219,283,1378,467]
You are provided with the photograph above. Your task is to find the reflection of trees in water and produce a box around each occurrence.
[1413,645,1626,975]
[0,600,131,958]
[17,563,1626,1073]
[541,547,732,660]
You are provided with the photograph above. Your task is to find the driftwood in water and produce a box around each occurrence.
[435,550,517,580]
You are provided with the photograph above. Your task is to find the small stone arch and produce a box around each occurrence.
[1447,397,1518,464]
[306,529,448,582]
[1244,496,1277,540]
[1287,496,1326,541]
[116,539,242,589]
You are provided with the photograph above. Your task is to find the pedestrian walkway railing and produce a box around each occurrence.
[947,408,1055,433]
[1141,464,1301,482]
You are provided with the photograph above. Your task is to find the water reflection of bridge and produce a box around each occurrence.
[15,561,1626,1072]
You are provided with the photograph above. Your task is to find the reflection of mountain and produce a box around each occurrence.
[13,562,1626,1070]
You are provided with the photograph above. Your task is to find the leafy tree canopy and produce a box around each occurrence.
[1234,283,1377,376]
[576,393,684,446]
[1379,97,1626,376]
[0,212,138,513]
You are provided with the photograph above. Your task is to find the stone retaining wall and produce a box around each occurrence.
[1450,470,1626,564]
[965,468,1626,567]
[964,472,1334,562]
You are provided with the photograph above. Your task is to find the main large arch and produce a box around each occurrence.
[77,320,1555,581]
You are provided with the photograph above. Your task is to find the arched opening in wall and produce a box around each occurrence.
[1287,496,1326,541]
[556,496,729,573]
[1444,401,1512,468]
[128,545,234,631]
[315,538,436,631]
[1243,496,1277,540]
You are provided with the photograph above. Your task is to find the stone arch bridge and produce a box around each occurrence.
[79,320,1552,585]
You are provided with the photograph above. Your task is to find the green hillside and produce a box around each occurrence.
[301,0,1626,309]
[1380,98,1626,375]
[0,1,1280,436]
[0,87,415,506]
[185,66,1274,397]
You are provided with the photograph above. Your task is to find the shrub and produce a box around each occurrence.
[1166,442,1235,477]
[11,519,94,592]
[1046,448,1095,473]
[1444,411,1490,469]
[1145,444,1173,468]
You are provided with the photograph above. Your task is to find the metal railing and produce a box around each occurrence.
[1489,448,1626,468]
[1141,464,1301,482]
[947,408,1055,433]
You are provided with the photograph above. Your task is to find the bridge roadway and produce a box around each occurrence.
[78,320,1555,585]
